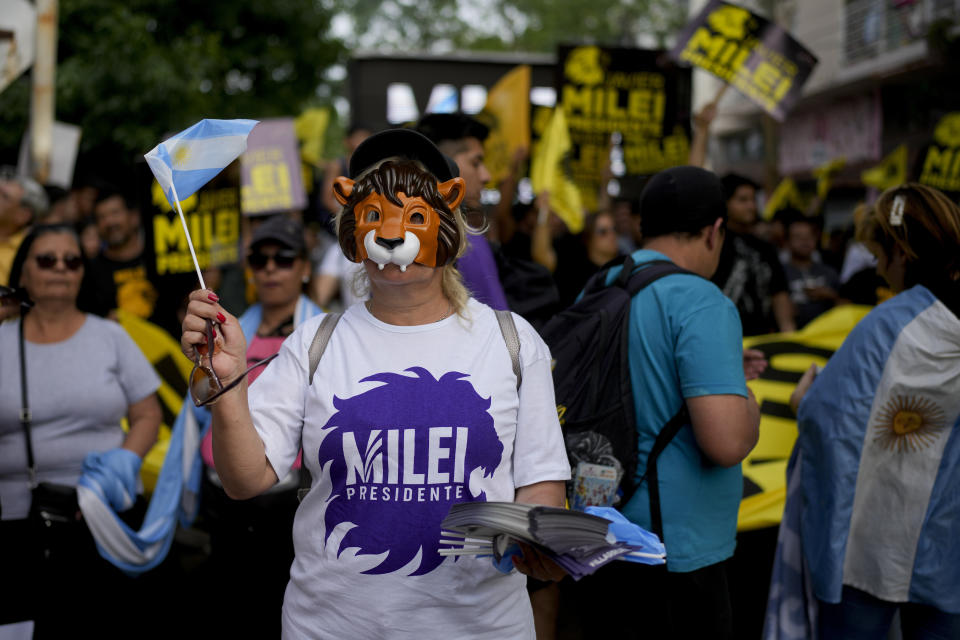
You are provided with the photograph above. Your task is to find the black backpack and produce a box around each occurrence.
[541,254,693,538]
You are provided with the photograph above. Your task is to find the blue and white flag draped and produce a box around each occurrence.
[144,118,258,208]
[762,448,817,640]
[77,403,203,575]
[788,285,960,615]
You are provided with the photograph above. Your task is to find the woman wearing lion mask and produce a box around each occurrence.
[180,129,570,638]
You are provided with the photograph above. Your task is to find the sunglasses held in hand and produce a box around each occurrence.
[189,318,278,407]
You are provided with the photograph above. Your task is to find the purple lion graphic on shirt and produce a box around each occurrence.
[317,367,503,575]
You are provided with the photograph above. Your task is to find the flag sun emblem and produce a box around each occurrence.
[173,145,191,168]
[872,395,946,453]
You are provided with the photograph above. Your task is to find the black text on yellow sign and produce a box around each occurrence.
[557,45,691,208]
[919,146,960,193]
[152,186,240,275]
[670,0,817,121]
[241,148,295,213]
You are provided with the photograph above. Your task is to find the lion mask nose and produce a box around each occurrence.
[375,237,404,251]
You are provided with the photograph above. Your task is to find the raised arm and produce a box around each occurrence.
[180,289,279,499]
[531,192,557,273]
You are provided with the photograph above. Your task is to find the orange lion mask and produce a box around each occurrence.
[333,160,465,270]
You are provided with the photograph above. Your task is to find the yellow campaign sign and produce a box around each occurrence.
[762,176,803,220]
[149,180,241,275]
[557,44,691,212]
[862,144,907,191]
[918,112,960,194]
[115,309,194,493]
[479,65,531,186]
[813,156,846,200]
[530,107,585,234]
[737,304,872,530]
[670,0,818,121]
[295,107,330,169]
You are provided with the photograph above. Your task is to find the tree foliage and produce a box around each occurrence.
[335,0,687,53]
[0,0,344,168]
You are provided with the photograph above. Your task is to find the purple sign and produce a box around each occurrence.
[240,118,307,215]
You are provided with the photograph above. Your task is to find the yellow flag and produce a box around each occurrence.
[762,177,804,220]
[812,157,846,200]
[530,107,584,233]
[861,144,907,191]
[479,65,531,185]
[295,108,331,169]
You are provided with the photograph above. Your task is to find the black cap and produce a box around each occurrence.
[250,215,306,253]
[348,128,457,181]
[639,166,727,239]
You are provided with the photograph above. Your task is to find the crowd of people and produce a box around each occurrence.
[1,108,958,640]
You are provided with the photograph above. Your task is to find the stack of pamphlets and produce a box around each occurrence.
[439,502,665,580]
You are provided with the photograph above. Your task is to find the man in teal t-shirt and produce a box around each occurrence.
[593,167,762,639]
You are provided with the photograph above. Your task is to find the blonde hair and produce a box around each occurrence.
[334,157,481,317]
[857,183,960,287]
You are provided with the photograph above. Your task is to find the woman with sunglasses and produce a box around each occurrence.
[183,214,322,637]
[180,129,570,638]
[776,184,960,639]
[0,223,162,634]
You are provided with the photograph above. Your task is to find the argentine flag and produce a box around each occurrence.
[77,402,204,574]
[795,285,960,613]
[144,118,258,208]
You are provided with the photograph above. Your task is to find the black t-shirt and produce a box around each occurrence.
[552,233,598,311]
[712,231,789,336]
[783,261,840,329]
[80,252,159,321]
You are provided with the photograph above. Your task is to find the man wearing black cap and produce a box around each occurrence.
[415,113,510,310]
[587,166,761,638]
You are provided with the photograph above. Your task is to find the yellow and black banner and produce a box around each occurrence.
[737,304,871,530]
[670,0,817,122]
[147,174,242,277]
[916,112,960,197]
[556,45,691,212]
[140,163,243,336]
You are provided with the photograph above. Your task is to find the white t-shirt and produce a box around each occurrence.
[249,298,571,639]
[317,243,366,310]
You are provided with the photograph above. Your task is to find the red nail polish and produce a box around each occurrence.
[216,312,226,323]
[212,329,217,339]
[208,292,219,302]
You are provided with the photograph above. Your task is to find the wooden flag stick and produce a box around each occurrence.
[169,181,207,291]
[711,82,729,107]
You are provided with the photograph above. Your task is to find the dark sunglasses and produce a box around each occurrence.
[189,318,278,407]
[248,249,299,270]
[35,253,83,271]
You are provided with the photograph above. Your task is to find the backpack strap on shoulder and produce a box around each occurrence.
[624,260,693,295]
[637,405,688,541]
[494,309,522,390]
[308,313,342,386]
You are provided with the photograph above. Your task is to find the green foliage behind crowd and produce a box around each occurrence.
[0,0,344,167]
[0,0,684,169]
